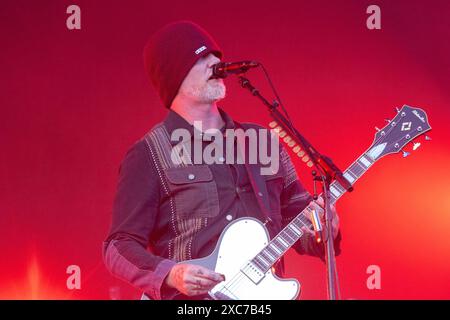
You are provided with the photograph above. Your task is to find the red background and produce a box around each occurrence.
[1,0,449,299]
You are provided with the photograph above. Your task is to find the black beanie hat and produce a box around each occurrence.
[143,21,223,108]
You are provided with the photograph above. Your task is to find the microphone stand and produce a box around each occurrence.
[238,75,353,300]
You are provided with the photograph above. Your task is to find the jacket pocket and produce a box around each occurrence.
[164,165,220,219]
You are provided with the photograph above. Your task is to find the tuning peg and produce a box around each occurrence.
[375,127,381,132]
[384,118,391,123]
[413,142,421,151]
[425,136,432,141]
[396,107,401,113]
[402,150,411,158]
[269,121,278,128]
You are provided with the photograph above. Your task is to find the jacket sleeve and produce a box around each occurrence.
[279,146,342,260]
[102,139,176,300]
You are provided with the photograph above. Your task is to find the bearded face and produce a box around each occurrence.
[177,53,226,104]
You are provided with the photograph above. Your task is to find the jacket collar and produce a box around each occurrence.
[163,107,236,146]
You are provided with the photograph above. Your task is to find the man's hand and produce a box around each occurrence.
[302,196,340,240]
[164,263,225,297]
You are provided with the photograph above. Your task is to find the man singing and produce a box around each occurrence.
[103,21,341,300]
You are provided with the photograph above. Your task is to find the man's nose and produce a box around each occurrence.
[207,55,221,68]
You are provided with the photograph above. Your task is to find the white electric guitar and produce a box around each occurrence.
[158,105,431,300]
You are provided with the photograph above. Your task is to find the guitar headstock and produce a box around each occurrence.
[269,104,431,167]
[366,105,431,161]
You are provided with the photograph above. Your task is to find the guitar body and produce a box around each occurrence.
[176,217,300,300]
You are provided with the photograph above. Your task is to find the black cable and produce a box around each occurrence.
[259,63,297,135]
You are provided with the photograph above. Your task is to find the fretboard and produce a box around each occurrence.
[250,152,375,273]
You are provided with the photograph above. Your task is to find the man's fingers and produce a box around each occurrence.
[312,197,338,215]
[185,283,210,296]
[191,266,225,282]
[185,277,220,296]
[315,196,324,207]
[186,278,219,290]
[301,226,315,236]
[168,264,225,297]
[309,200,323,212]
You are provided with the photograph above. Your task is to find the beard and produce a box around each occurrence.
[183,79,226,103]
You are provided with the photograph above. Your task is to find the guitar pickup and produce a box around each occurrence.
[240,261,265,285]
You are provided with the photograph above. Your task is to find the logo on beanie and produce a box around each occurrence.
[195,45,207,55]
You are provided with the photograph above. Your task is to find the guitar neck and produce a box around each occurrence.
[328,152,375,204]
[250,151,375,273]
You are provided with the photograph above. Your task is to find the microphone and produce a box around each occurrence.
[210,61,260,79]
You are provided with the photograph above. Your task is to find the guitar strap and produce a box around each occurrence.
[233,121,286,276]
[233,121,273,225]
